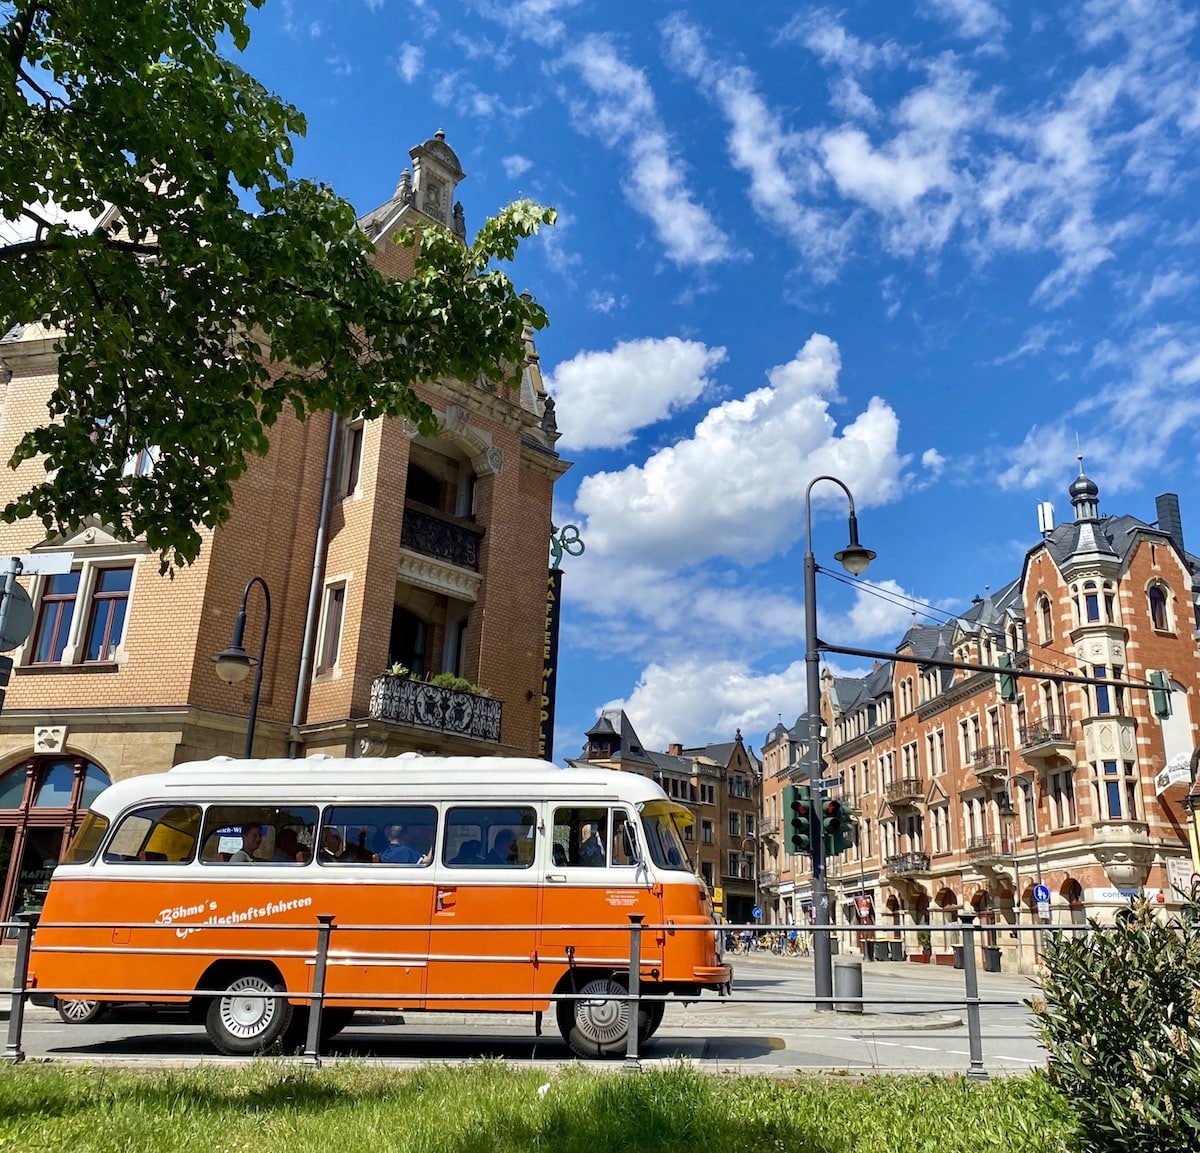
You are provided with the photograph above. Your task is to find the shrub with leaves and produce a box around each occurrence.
[1032,891,1200,1153]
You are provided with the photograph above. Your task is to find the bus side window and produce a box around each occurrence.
[612,810,638,867]
[444,805,535,868]
[321,804,437,866]
[201,805,319,864]
[553,806,609,867]
[103,805,202,865]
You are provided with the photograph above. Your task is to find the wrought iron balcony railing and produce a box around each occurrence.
[400,502,484,570]
[884,776,924,806]
[885,851,930,876]
[369,674,502,743]
[967,834,1013,863]
[1019,715,1072,751]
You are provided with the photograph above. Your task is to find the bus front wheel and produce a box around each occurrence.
[557,977,647,1059]
[205,973,292,1055]
[55,997,106,1024]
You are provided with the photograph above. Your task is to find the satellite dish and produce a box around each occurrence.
[0,583,33,652]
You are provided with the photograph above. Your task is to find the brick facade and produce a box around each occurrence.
[0,131,568,918]
[760,473,1200,972]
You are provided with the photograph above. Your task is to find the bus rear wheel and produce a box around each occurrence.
[55,997,106,1024]
[557,977,649,1059]
[205,973,292,1055]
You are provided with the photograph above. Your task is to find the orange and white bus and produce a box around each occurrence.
[28,753,730,1056]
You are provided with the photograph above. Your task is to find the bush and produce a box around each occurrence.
[1032,893,1200,1153]
[428,671,484,695]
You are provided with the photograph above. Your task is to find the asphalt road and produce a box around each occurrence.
[4,953,1047,1076]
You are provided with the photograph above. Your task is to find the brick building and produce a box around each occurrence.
[760,470,1200,970]
[574,710,762,922]
[0,131,568,919]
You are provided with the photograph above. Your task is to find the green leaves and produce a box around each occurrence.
[1033,894,1200,1153]
[1,1,554,570]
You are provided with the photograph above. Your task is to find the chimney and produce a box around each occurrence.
[667,742,682,757]
[1155,493,1185,557]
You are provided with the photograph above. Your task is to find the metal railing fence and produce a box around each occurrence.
[2,912,1095,1076]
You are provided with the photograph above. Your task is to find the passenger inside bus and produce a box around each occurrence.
[450,839,483,865]
[379,824,430,865]
[229,825,262,863]
[273,827,307,863]
[485,829,516,865]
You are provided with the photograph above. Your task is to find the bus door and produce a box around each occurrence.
[429,804,540,1010]
[314,803,436,1006]
[539,805,663,976]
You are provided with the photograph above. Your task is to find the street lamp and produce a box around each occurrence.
[803,475,875,1011]
[742,835,760,922]
[212,576,272,759]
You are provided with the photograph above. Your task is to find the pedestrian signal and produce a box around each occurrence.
[821,797,855,856]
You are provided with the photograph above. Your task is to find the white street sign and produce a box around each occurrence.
[5,553,73,575]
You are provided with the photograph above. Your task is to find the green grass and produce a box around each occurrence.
[0,1063,1076,1153]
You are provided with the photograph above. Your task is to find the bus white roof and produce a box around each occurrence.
[87,754,675,815]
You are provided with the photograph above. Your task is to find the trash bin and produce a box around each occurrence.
[888,939,905,962]
[952,945,964,970]
[833,957,863,1013]
[981,945,1001,973]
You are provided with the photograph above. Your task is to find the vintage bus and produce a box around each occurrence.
[27,754,730,1056]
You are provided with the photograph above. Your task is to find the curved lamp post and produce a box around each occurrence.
[803,475,875,1010]
[212,576,272,759]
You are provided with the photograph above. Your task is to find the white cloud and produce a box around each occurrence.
[395,43,423,83]
[501,155,533,180]
[586,290,627,314]
[922,0,1008,41]
[431,72,533,120]
[922,448,945,475]
[662,15,849,277]
[365,0,384,10]
[476,0,583,47]
[556,37,731,267]
[570,334,905,568]
[327,54,351,77]
[547,337,725,451]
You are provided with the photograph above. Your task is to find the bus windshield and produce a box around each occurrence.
[62,811,109,864]
[638,801,692,872]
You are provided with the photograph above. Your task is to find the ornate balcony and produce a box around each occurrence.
[1019,715,1074,764]
[400,502,484,571]
[369,674,502,744]
[971,746,1008,783]
[967,834,1013,867]
[884,776,924,809]
[885,851,930,877]
[759,869,779,889]
[760,818,780,841]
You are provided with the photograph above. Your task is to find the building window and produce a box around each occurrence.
[1099,760,1138,821]
[389,606,426,677]
[31,572,80,664]
[316,583,346,674]
[337,419,365,498]
[728,851,739,877]
[83,567,132,662]
[1092,666,1111,715]
[1037,594,1053,643]
[728,812,740,838]
[30,564,134,667]
[1048,769,1076,828]
[701,820,713,844]
[1147,584,1170,631]
[1083,581,1100,623]
[745,813,755,836]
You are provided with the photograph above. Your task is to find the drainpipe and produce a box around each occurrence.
[288,414,340,759]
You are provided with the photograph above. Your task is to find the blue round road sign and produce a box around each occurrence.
[752,905,762,921]
[1033,883,1051,904]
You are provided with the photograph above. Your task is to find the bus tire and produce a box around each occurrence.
[55,997,106,1024]
[557,977,645,1059]
[281,1007,354,1053]
[205,972,292,1055]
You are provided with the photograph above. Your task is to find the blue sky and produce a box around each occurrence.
[240,0,1200,763]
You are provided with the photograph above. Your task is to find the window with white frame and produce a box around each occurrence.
[27,562,135,667]
[1048,768,1076,828]
[315,581,347,675]
[336,418,365,499]
[1147,582,1171,632]
[1096,759,1138,821]
[1037,594,1053,643]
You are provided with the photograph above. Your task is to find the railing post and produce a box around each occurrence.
[624,913,644,1069]
[959,912,987,1080]
[303,914,335,1067]
[4,913,38,1065]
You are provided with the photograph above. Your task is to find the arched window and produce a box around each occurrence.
[1147,584,1169,631]
[1083,581,1100,623]
[0,757,113,920]
[1037,595,1053,644]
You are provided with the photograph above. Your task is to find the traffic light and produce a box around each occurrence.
[0,655,11,712]
[784,784,814,856]
[821,797,855,856]
[996,652,1017,702]
[1148,670,1171,718]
